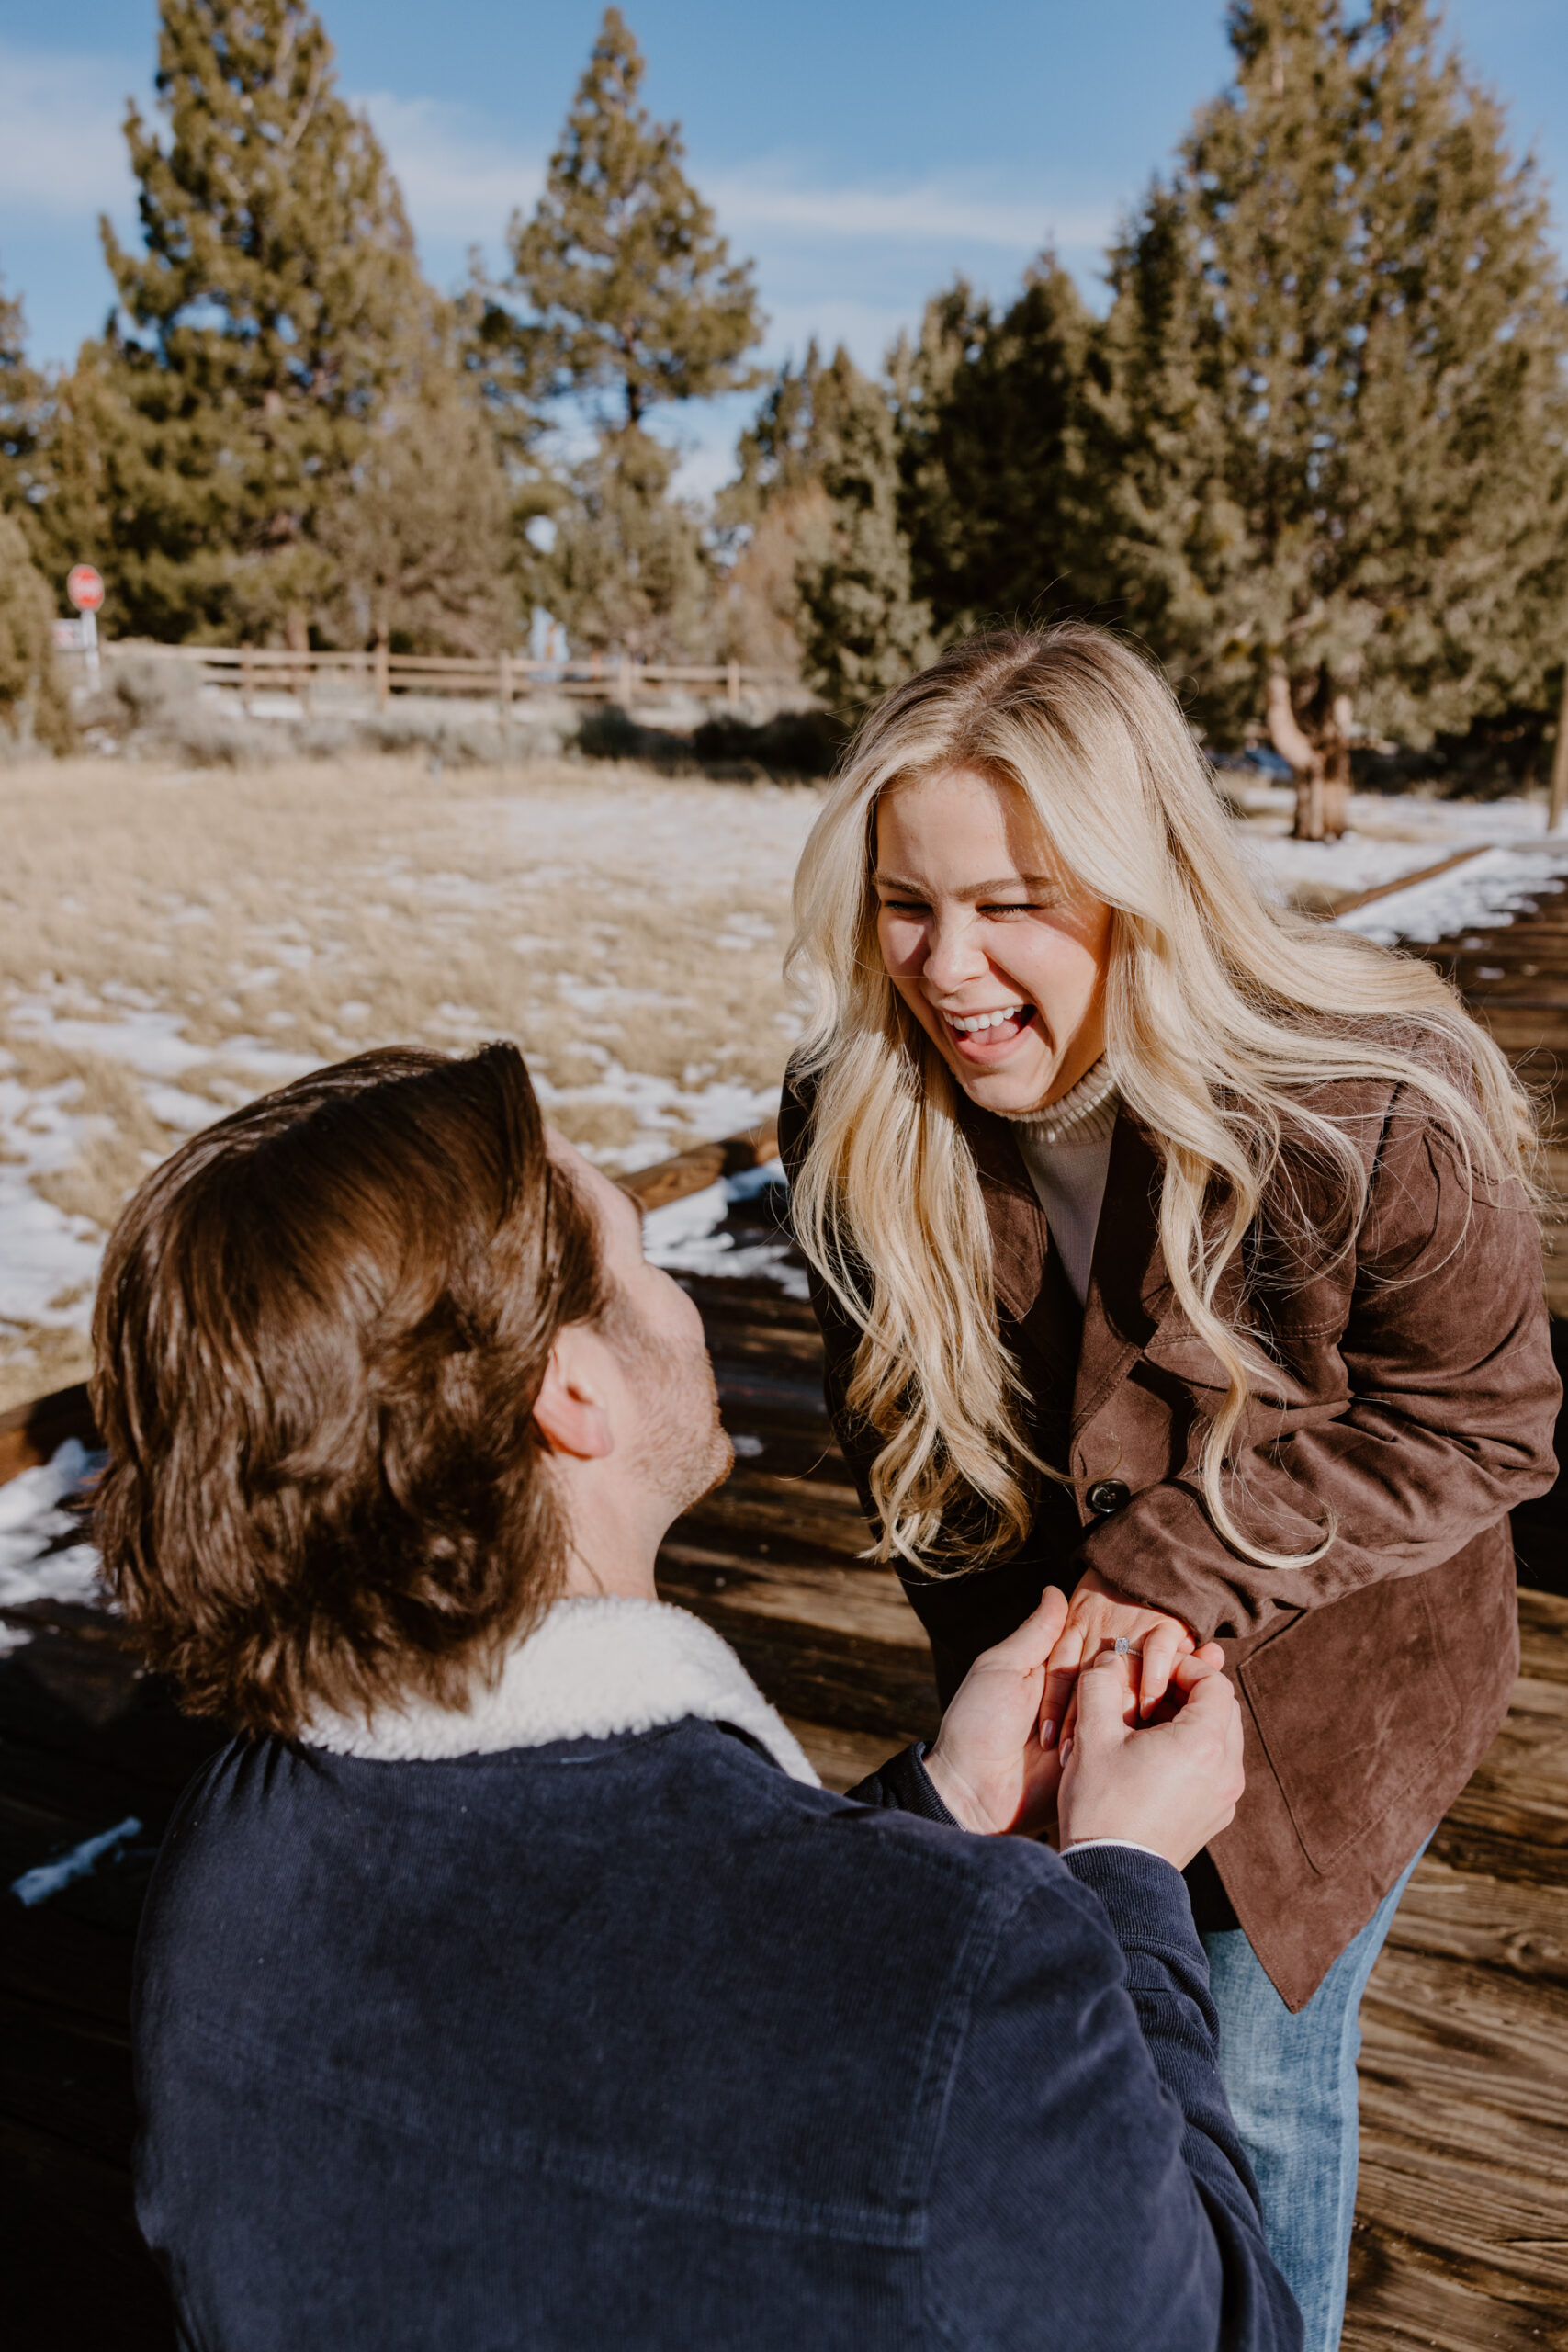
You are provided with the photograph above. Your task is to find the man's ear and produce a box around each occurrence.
[532,1327,615,1462]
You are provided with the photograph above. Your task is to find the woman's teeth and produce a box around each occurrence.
[949,1005,1026,1034]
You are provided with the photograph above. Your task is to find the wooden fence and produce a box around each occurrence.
[109,641,795,711]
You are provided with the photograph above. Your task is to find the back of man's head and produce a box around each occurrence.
[92,1044,605,1740]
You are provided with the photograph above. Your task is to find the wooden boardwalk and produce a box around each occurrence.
[3,864,1567,2346]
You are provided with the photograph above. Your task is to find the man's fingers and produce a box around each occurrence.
[1072,1647,1137,1740]
[988,1584,1068,1668]
[1169,1646,1228,1694]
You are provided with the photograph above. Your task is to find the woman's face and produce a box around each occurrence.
[874,766,1112,1116]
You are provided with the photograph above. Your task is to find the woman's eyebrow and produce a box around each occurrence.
[873,871,1060,899]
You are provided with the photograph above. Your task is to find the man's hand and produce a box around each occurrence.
[922,1587,1069,1837]
[1057,1645,1245,1870]
[1042,1566,1197,1741]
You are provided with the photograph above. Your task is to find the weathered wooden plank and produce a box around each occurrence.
[1344,2220,1568,2352]
[784,1717,903,1793]
[1382,1853,1568,1986]
[656,1544,929,1650]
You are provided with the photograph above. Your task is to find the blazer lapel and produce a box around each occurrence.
[957,1098,1083,1443]
[1071,1113,1168,1442]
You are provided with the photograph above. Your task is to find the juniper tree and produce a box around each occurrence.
[88,0,427,643]
[1099,0,1568,836]
[0,509,73,754]
[0,275,46,516]
[894,261,1103,639]
[321,300,518,656]
[544,425,709,662]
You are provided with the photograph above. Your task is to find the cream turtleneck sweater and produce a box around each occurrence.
[997,1059,1119,1306]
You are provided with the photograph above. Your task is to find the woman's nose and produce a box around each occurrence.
[921,912,989,993]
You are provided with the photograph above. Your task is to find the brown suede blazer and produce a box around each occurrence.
[779,1069,1561,2009]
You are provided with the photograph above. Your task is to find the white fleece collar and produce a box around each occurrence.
[300,1595,819,1785]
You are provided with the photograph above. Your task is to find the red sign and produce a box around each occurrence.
[66,564,105,614]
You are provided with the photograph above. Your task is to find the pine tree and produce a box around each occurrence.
[0,509,74,755]
[87,0,427,643]
[495,8,762,431]
[1100,0,1568,836]
[792,349,934,712]
[894,260,1102,639]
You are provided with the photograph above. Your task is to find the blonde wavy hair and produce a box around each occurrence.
[787,627,1534,1575]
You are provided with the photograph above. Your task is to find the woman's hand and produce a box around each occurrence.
[923,1587,1070,1837]
[1042,1566,1197,1745]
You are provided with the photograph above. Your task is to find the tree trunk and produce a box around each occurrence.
[1266,673,1326,840]
[1267,673,1354,841]
[1323,692,1354,841]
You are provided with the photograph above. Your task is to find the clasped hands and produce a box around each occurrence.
[922,1573,1243,1866]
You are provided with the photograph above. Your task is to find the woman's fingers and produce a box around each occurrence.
[1136,1621,1188,1718]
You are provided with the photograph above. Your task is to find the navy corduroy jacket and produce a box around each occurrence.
[133,1718,1302,2350]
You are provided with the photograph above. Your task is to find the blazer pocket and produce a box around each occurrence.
[1239,1576,1462,1873]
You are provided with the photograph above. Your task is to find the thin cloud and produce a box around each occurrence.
[708,172,1115,254]
[356,92,1110,262]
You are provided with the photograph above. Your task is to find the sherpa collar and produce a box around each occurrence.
[300,1595,819,1785]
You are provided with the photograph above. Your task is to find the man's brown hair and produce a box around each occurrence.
[92,1044,606,1739]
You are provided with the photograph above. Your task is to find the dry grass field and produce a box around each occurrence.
[0,752,819,1413]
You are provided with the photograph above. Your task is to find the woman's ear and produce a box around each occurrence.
[532,1326,615,1461]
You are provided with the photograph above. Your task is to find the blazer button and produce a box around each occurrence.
[1086,1478,1131,1516]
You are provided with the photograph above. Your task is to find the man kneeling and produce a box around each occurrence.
[96,1045,1300,2351]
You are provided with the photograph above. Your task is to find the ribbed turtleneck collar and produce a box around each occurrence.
[992,1057,1120,1148]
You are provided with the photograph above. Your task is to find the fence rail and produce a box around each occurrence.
[106,641,795,711]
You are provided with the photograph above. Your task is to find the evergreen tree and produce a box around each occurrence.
[895,261,1102,638]
[1100,0,1568,836]
[477,9,762,661]
[0,274,46,515]
[0,510,74,755]
[321,300,518,656]
[88,0,427,643]
[495,8,762,431]
[792,349,933,711]
[544,425,709,662]
[712,342,841,672]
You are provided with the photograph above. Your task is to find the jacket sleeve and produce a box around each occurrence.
[1078,1100,1560,1641]
[922,1849,1303,2351]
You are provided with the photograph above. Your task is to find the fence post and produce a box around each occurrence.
[499,649,513,767]
[726,658,740,711]
[617,649,633,707]
[240,645,254,715]
[374,629,390,711]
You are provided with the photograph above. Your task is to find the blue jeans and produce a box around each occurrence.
[1202,1848,1426,2352]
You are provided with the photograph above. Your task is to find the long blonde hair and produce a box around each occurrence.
[787,627,1534,1574]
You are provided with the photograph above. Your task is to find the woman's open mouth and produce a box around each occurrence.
[941,1003,1038,1058]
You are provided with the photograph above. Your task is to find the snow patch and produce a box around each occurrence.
[0,1080,105,1329]
[0,1438,107,1655]
[642,1160,807,1297]
[1332,845,1568,945]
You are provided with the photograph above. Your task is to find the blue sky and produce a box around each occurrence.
[2,0,1564,492]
